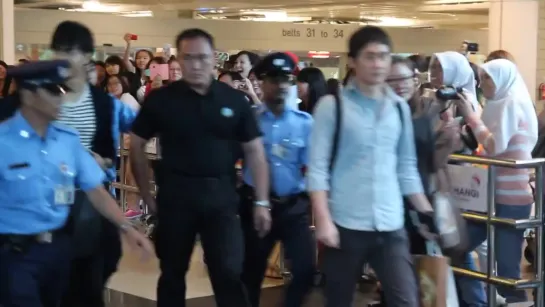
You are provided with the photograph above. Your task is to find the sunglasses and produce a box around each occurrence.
[40,83,72,96]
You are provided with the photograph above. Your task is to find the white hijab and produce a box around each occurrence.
[480,59,538,153]
[432,51,481,114]
[433,51,476,96]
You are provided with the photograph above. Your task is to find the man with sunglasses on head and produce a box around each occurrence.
[0,60,154,307]
[239,52,315,307]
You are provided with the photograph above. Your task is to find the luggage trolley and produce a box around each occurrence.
[448,154,545,307]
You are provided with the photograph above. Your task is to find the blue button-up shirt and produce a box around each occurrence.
[109,96,137,181]
[243,104,313,196]
[307,82,423,231]
[0,112,105,234]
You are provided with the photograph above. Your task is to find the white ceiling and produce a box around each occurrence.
[15,0,490,29]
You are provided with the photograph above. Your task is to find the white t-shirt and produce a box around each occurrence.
[119,92,140,111]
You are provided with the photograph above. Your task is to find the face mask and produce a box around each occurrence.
[144,69,151,77]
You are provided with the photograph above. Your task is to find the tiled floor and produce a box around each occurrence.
[105,240,538,307]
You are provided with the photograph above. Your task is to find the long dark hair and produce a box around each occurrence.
[105,74,130,97]
[297,67,327,113]
[0,61,12,97]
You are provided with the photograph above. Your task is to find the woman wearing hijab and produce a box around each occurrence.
[429,51,482,118]
[456,59,538,305]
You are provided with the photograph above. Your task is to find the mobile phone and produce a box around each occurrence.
[150,64,169,80]
[130,34,138,40]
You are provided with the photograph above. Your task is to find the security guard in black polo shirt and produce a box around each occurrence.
[129,28,270,307]
[239,53,316,307]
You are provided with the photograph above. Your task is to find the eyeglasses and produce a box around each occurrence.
[386,75,415,85]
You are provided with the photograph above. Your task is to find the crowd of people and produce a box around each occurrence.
[0,18,541,307]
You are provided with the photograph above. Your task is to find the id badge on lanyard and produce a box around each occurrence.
[54,163,75,206]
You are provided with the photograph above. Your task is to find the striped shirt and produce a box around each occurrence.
[57,86,96,149]
[467,99,538,205]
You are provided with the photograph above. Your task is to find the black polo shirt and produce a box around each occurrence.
[131,80,261,177]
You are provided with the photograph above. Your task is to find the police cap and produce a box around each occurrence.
[253,52,296,79]
[7,60,72,91]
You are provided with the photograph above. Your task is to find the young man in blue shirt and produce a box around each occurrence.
[307,26,434,307]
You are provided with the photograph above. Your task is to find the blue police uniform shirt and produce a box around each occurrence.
[243,104,313,196]
[0,111,106,234]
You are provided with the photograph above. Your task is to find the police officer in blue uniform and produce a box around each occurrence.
[240,52,316,307]
[0,60,154,307]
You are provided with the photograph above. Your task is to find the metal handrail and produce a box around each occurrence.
[448,154,544,307]
[461,211,542,229]
[449,153,545,168]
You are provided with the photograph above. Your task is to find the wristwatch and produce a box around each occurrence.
[254,200,271,208]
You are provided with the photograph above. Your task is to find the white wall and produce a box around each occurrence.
[14,9,488,54]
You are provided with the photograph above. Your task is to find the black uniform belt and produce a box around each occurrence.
[240,184,300,205]
[0,227,69,252]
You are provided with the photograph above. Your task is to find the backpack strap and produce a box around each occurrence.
[329,93,343,172]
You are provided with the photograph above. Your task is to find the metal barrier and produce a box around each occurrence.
[115,149,158,212]
[448,153,545,307]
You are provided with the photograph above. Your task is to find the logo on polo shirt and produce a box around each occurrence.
[221,107,234,118]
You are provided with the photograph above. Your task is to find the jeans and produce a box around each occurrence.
[322,226,418,307]
[457,203,532,306]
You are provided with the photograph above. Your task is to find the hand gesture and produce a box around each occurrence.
[253,206,272,238]
[455,92,474,118]
[241,79,255,94]
[123,227,155,261]
[123,33,132,43]
[315,218,340,248]
[151,75,163,89]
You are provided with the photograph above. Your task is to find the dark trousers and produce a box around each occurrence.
[155,173,249,307]
[322,226,418,307]
[0,234,72,307]
[61,218,122,307]
[239,187,315,307]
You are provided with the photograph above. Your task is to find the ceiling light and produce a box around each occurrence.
[82,0,101,10]
[80,0,119,12]
[119,10,153,17]
[240,11,311,22]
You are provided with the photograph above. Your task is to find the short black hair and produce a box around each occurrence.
[235,51,260,67]
[218,71,243,82]
[50,21,94,54]
[175,28,214,50]
[348,26,392,58]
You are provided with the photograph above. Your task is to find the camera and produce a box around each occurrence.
[435,86,462,101]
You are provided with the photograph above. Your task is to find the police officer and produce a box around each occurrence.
[240,52,316,307]
[0,60,154,307]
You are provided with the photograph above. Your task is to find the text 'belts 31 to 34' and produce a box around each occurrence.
[282,28,345,38]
